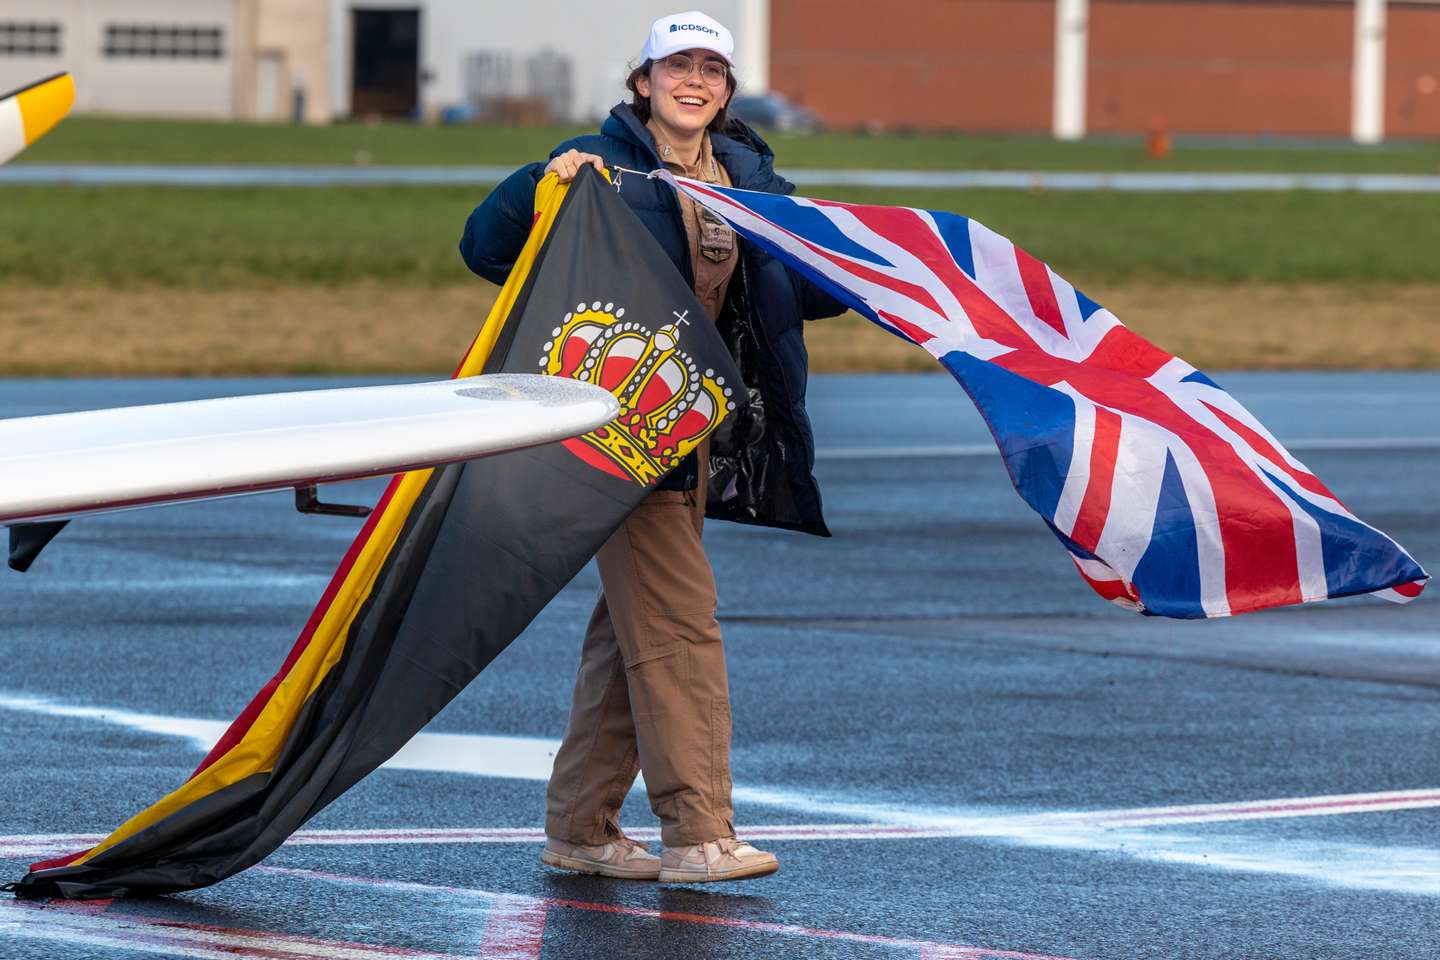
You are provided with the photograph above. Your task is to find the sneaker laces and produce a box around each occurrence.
[713,836,757,858]
[615,835,652,856]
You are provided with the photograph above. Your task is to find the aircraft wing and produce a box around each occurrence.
[0,374,618,527]
[1,72,74,164]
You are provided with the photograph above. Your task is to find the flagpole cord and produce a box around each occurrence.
[610,165,664,194]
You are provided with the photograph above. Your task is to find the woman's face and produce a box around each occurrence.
[637,48,731,138]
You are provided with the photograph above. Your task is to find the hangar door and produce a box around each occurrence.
[350,8,418,117]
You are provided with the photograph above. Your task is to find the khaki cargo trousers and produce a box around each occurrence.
[544,445,735,847]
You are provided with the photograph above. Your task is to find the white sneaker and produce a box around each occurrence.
[658,837,779,883]
[540,835,661,880]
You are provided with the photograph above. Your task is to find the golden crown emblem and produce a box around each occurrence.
[539,301,736,485]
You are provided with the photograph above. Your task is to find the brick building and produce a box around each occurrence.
[3,0,1434,138]
[768,0,1440,138]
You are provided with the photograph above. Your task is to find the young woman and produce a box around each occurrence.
[460,10,841,883]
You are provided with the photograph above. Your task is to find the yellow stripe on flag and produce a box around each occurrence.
[456,173,575,378]
[64,172,578,870]
[71,466,434,866]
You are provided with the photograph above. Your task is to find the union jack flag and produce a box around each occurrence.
[664,172,1428,618]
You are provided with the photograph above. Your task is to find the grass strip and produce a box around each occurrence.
[1,283,1434,377]
[5,185,1440,288]
[17,117,1440,174]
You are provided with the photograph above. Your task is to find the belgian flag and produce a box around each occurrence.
[13,167,742,900]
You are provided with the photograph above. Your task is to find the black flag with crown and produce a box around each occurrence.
[15,166,743,900]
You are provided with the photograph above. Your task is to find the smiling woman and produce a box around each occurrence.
[457,8,850,888]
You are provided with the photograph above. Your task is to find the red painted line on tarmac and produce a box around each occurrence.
[922,948,983,960]
[1057,791,1440,825]
[0,898,469,955]
[258,866,1080,960]
[49,896,114,915]
[6,788,1440,861]
[475,895,548,960]
[0,896,469,959]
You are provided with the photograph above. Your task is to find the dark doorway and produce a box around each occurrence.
[350,8,419,117]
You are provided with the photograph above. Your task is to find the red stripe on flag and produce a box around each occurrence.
[1078,570,1140,605]
[993,349,1304,613]
[1014,246,1066,336]
[685,185,1036,353]
[1200,401,1340,503]
[839,203,1039,351]
[1085,325,1175,379]
[191,473,408,778]
[1394,580,1426,599]
[878,309,935,346]
[791,232,948,320]
[1069,408,1122,553]
[28,848,87,873]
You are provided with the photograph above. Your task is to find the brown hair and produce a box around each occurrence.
[625,57,738,133]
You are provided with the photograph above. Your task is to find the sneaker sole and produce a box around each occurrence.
[658,859,780,884]
[539,849,660,881]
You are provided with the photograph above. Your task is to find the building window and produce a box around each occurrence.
[104,24,225,60]
[0,22,62,56]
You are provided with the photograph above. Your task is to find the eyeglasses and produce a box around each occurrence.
[661,53,728,87]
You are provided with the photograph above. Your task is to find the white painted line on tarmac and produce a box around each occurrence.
[0,693,561,780]
[10,692,1440,829]
[0,870,1095,960]
[5,692,1439,835]
[818,437,1440,460]
[476,895,549,960]
[820,443,998,459]
[8,693,1440,895]
[257,865,1081,960]
[0,897,467,960]
[6,783,1440,860]
[27,575,326,592]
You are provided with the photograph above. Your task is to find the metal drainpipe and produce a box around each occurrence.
[1352,0,1386,144]
[1054,0,1089,141]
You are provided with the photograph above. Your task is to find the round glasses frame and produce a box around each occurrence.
[661,53,728,87]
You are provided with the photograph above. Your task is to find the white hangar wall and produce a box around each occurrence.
[329,0,767,123]
[0,0,238,117]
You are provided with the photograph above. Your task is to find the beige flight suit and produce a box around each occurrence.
[545,128,740,847]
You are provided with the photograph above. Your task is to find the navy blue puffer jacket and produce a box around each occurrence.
[460,104,842,537]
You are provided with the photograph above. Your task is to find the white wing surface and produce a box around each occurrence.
[0,374,618,525]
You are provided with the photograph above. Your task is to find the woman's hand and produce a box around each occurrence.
[545,150,606,183]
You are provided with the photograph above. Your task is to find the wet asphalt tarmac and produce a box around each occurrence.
[0,372,1437,960]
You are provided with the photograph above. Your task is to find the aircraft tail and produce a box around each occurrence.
[1,72,75,164]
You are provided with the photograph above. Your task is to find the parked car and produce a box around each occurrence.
[729,93,823,133]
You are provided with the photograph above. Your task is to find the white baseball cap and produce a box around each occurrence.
[641,11,735,68]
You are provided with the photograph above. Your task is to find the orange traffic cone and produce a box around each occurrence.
[1145,115,1172,160]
